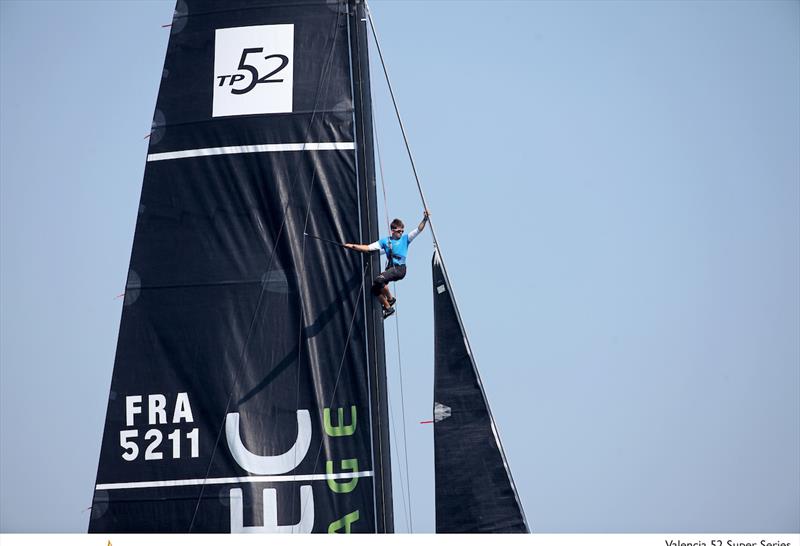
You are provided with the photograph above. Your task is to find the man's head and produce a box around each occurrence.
[390,218,404,239]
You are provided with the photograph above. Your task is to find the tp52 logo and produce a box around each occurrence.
[213,24,294,117]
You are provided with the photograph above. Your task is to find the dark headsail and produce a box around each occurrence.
[432,249,529,533]
[90,0,391,533]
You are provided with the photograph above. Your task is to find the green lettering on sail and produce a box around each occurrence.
[328,510,360,533]
[323,406,357,437]
[326,459,359,493]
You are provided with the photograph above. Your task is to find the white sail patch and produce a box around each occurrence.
[434,402,451,423]
[213,24,294,117]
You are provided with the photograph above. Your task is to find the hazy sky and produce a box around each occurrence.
[1,0,798,533]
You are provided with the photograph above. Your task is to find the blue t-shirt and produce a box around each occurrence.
[370,228,419,267]
[380,234,410,266]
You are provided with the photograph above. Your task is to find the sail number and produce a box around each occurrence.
[119,393,198,462]
[217,48,289,95]
[120,428,199,461]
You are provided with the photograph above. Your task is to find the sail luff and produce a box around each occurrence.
[347,0,393,533]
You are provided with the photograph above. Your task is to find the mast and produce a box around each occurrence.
[347,0,393,533]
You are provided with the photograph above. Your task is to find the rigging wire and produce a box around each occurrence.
[389,285,413,532]
[373,102,413,532]
[386,375,410,532]
[364,2,439,250]
[365,3,531,529]
[374,95,392,232]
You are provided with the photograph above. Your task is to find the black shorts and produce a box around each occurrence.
[371,265,407,295]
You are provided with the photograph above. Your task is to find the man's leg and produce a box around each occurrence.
[372,276,391,309]
[380,267,405,307]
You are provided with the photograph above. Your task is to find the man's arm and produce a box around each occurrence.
[345,241,383,254]
[417,210,430,232]
[408,210,430,242]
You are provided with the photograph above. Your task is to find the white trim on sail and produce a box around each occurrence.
[146,142,356,162]
[96,470,375,491]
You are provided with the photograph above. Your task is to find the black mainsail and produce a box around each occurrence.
[432,249,529,533]
[90,0,391,533]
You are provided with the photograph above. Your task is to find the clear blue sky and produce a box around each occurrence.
[1,0,798,533]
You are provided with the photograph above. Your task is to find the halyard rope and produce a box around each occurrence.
[373,98,413,533]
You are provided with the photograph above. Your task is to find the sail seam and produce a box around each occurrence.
[146,142,355,162]
[97,471,376,491]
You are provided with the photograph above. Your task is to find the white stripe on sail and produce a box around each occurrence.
[147,142,355,162]
[96,470,374,491]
